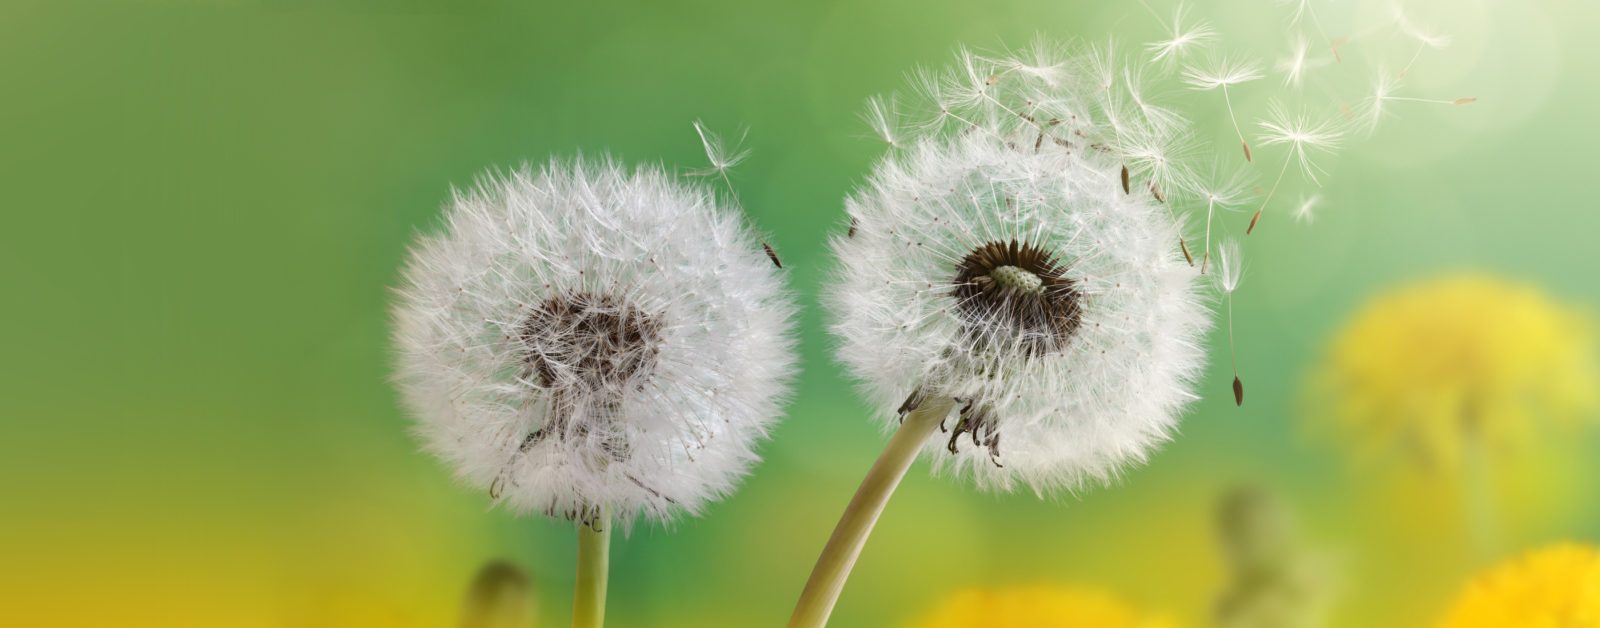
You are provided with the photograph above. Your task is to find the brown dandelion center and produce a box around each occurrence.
[952,239,1082,354]
[518,292,663,393]
[490,292,666,505]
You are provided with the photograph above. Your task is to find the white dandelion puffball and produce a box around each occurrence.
[831,43,1211,494]
[392,157,797,524]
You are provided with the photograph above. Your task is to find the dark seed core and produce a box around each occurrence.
[952,239,1083,356]
[518,292,663,394]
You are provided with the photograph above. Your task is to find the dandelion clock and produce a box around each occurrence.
[790,42,1214,627]
[393,156,797,628]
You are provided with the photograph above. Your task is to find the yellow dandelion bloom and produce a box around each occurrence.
[1433,543,1600,628]
[1310,273,1598,469]
[905,584,1177,628]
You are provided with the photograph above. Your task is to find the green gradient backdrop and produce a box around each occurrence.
[3,1,1598,626]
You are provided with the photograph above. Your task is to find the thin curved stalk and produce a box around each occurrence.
[572,512,610,628]
[788,397,955,628]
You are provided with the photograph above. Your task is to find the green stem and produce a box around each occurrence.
[1462,435,1500,562]
[788,397,955,628]
[572,512,610,628]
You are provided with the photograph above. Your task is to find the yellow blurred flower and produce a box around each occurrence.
[1310,273,1599,469]
[905,584,1177,628]
[1432,543,1600,628]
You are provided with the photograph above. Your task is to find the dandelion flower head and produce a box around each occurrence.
[830,41,1211,495]
[906,584,1178,628]
[1433,543,1600,628]
[1309,273,1598,470]
[392,157,797,524]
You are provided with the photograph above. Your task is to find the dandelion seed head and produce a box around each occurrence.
[392,157,798,524]
[833,42,1211,495]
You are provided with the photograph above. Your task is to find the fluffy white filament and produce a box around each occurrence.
[829,43,1211,495]
[392,157,797,524]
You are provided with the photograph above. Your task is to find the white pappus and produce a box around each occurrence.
[391,157,797,525]
[828,42,1212,496]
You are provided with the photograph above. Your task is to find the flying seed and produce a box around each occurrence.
[1233,375,1244,406]
[1454,97,1477,105]
[763,242,782,268]
[848,217,859,238]
[1121,165,1131,194]
[1180,238,1195,266]
[1246,210,1262,235]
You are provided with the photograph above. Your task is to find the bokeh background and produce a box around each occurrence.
[3,0,1598,626]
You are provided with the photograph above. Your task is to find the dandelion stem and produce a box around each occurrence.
[1222,86,1251,162]
[1203,198,1216,273]
[1461,432,1501,561]
[1248,153,1293,235]
[572,512,610,628]
[1227,292,1239,376]
[789,397,956,628]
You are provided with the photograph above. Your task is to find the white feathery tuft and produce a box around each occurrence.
[392,157,797,525]
[1257,101,1344,185]
[1146,3,1216,66]
[1182,56,1264,90]
[1216,239,1244,294]
[690,120,751,179]
[864,95,902,147]
[830,41,1211,495]
[1293,194,1323,224]
[1278,35,1311,87]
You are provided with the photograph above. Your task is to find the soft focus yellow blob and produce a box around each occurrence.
[905,584,1177,628]
[1311,274,1599,469]
[1432,543,1600,628]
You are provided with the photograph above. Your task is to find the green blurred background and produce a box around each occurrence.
[3,0,1597,626]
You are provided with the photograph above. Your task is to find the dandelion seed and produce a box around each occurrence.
[1363,68,1474,133]
[1293,194,1323,224]
[1111,120,1199,207]
[690,120,750,180]
[1250,102,1343,234]
[762,241,783,268]
[1363,69,1401,133]
[1216,239,1244,406]
[1147,3,1216,66]
[1278,0,1340,61]
[864,95,901,147]
[1122,66,1185,133]
[1391,2,1451,78]
[1278,35,1311,87]
[1183,56,1263,161]
[1194,163,1251,272]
